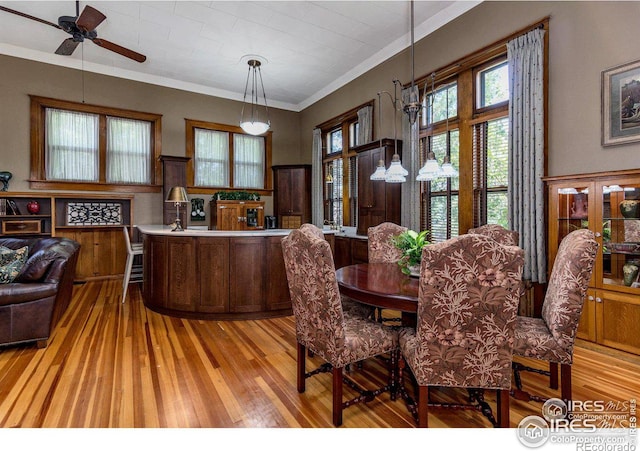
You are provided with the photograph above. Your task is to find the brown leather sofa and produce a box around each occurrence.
[0,237,80,348]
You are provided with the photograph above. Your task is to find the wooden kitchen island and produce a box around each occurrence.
[137,225,334,320]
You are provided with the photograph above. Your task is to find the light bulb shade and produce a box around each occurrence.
[165,186,189,203]
[385,156,407,183]
[240,121,270,136]
[240,58,270,135]
[440,156,458,178]
[370,160,387,180]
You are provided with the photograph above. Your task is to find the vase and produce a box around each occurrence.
[623,261,640,286]
[620,200,640,219]
[26,200,40,214]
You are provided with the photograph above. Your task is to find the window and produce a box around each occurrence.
[30,96,162,192]
[186,120,272,192]
[413,17,549,237]
[318,102,372,228]
[421,81,460,242]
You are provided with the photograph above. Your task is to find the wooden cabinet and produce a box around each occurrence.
[230,237,266,313]
[198,237,229,313]
[266,236,291,311]
[0,193,53,237]
[1,192,133,282]
[332,235,368,268]
[546,169,640,355]
[160,156,190,226]
[210,200,265,231]
[57,228,127,281]
[355,139,401,236]
[273,165,311,229]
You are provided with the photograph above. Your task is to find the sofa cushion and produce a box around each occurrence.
[15,249,58,282]
[0,246,28,284]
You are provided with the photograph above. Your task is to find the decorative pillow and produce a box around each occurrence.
[0,246,29,284]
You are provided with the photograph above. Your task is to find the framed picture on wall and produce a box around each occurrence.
[602,59,640,146]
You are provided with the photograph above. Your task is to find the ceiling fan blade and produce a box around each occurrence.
[0,5,61,30]
[55,38,80,56]
[76,5,106,32]
[92,38,146,63]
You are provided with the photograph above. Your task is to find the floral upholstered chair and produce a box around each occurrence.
[468,224,519,247]
[368,222,408,263]
[368,222,408,322]
[398,234,524,427]
[512,229,597,403]
[281,228,399,427]
[299,223,373,319]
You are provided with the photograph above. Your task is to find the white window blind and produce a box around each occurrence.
[194,128,230,187]
[106,116,151,184]
[45,108,99,182]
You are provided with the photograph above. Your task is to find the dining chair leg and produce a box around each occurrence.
[297,342,306,393]
[549,362,559,389]
[418,385,429,428]
[332,366,343,427]
[497,389,510,428]
[561,364,572,404]
[121,253,134,303]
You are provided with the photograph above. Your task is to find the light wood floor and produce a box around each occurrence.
[0,279,638,428]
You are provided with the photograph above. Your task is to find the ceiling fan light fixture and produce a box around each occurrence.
[240,58,271,136]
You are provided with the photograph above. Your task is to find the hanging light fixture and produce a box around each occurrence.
[240,58,270,135]
[403,0,421,126]
[371,89,408,183]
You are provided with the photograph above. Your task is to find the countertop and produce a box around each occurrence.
[136,224,368,239]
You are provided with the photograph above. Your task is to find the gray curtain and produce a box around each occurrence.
[507,28,546,283]
[311,127,324,227]
[400,85,420,231]
[357,105,373,144]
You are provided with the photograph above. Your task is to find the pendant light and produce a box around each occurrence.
[240,58,270,135]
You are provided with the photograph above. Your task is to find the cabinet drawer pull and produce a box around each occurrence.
[596,297,602,303]
[588,295,594,301]
[594,232,602,238]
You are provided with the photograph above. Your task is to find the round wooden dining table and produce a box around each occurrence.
[335,262,419,313]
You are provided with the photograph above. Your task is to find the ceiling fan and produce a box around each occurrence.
[0,1,146,63]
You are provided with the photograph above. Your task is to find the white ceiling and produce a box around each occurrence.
[0,1,480,111]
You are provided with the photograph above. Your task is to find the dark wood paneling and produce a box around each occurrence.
[273,165,311,228]
[351,238,369,264]
[229,237,266,313]
[166,237,197,311]
[266,236,291,311]
[161,156,190,226]
[333,236,352,269]
[198,237,229,313]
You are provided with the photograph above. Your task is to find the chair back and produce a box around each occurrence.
[122,226,133,254]
[299,223,324,240]
[282,228,345,361]
[415,234,524,389]
[368,222,408,263]
[468,224,519,247]
[541,229,598,350]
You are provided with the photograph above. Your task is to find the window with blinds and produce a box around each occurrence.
[473,116,509,227]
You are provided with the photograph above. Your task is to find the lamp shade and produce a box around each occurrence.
[370,159,387,180]
[165,186,189,203]
[440,156,459,178]
[240,58,270,136]
[385,155,407,183]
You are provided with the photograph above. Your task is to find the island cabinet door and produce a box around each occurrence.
[229,237,266,313]
[166,237,198,311]
[265,236,291,311]
[198,237,230,313]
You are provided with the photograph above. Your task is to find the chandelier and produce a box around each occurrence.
[240,58,270,135]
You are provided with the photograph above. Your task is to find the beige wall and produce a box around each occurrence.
[3,1,640,227]
[0,54,301,224]
[300,1,640,176]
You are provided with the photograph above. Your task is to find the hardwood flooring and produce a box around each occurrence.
[0,279,638,430]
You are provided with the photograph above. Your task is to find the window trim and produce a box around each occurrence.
[29,95,162,193]
[185,119,272,195]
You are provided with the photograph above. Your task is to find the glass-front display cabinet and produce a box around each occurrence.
[545,169,640,355]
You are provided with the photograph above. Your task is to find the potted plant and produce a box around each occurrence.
[391,229,430,276]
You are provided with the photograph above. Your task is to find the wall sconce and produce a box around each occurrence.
[165,186,189,231]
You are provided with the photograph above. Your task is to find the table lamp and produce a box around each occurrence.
[165,186,189,231]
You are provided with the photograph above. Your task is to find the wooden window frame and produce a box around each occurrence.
[29,95,162,193]
[185,119,272,195]
[317,99,374,227]
[415,18,549,234]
